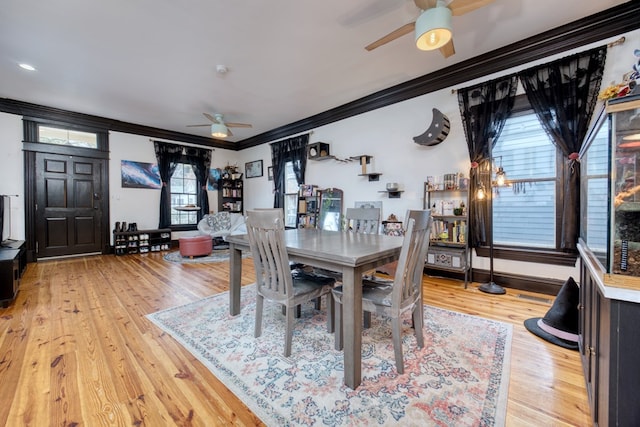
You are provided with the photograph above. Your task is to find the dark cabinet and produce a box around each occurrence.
[0,240,26,307]
[578,244,640,426]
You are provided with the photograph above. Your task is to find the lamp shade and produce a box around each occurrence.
[415,6,452,51]
[211,123,228,138]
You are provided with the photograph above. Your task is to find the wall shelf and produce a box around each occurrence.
[379,190,403,198]
[359,173,382,181]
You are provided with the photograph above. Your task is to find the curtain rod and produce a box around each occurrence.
[450,37,626,95]
[269,130,313,145]
[148,139,215,151]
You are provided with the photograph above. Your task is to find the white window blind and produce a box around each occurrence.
[492,112,557,248]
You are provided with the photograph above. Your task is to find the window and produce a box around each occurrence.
[491,108,560,250]
[283,161,298,228]
[38,125,98,148]
[170,162,198,226]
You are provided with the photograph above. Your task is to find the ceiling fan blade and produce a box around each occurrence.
[448,0,495,16]
[225,122,252,128]
[226,128,234,137]
[414,0,436,10]
[203,112,219,123]
[439,38,455,58]
[186,124,211,127]
[365,22,415,51]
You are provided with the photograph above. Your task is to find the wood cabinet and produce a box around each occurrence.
[114,229,171,255]
[578,243,640,426]
[0,240,26,307]
[423,184,470,287]
[219,178,243,214]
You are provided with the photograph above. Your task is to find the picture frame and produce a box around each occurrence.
[245,160,263,178]
[267,166,274,181]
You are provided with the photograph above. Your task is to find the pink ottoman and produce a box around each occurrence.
[179,235,212,258]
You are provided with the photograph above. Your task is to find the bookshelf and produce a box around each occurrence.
[424,183,470,287]
[297,184,319,228]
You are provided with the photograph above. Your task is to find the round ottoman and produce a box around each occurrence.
[179,235,213,258]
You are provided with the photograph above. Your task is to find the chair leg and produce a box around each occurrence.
[364,311,372,329]
[413,303,424,348]
[391,317,404,374]
[284,305,294,357]
[314,297,321,310]
[283,304,302,318]
[254,295,264,338]
[334,299,343,351]
[326,294,335,333]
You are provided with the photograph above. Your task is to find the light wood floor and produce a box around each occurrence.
[0,252,592,426]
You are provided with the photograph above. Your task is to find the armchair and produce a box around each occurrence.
[197,211,247,248]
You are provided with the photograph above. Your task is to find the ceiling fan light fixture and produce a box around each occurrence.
[415,6,452,51]
[211,123,228,138]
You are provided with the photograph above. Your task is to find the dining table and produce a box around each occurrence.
[226,228,404,389]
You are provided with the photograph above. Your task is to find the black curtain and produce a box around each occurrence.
[518,46,606,250]
[184,146,212,220]
[154,141,184,228]
[457,75,518,247]
[270,134,309,208]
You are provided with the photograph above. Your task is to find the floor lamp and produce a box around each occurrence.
[478,149,507,295]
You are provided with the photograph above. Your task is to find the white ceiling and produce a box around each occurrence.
[0,0,629,144]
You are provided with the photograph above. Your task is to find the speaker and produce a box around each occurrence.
[307,142,330,159]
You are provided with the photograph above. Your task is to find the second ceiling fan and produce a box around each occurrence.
[187,113,252,138]
[365,0,495,58]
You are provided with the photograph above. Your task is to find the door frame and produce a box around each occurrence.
[23,119,110,262]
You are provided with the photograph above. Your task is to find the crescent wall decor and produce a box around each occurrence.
[413,108,451,146]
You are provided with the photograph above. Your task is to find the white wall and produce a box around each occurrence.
[0,112,26,241]
[108,132,242,242]
[0,28,637,282]
[236,30,640,282]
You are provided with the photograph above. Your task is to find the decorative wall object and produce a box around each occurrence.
[267,166,274,181]
[245,160,263,178]
[207,168,222,190]
[413,108,451,146]
[121,160,161,189]
[307,142,330,159]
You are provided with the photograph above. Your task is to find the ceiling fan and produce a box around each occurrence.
[187,113,252,138]
[365,0,495,58]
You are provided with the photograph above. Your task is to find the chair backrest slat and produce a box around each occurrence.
[246,209,293,303]
[392,210,432,310]
[345,207,381,234]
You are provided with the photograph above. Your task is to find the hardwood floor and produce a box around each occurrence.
[0,253,592,426]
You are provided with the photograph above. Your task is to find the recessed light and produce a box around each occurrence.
[19,63,36,71]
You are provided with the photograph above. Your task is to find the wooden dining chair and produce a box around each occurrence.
[332,209,432,374]
[344,207,381,234]
[245,209,336,357]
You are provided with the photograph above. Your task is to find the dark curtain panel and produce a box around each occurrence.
[270,134,310,208]
[457,75,518,246]
[518,46,606,250]
[185,146,212,220]
[154,141,183,228]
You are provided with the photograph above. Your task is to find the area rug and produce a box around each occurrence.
[163,249,250,264]
[147,285,512,426]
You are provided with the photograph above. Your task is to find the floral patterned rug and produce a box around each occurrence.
[147,285,512,426]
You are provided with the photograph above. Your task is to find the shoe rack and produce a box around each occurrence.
[113,222,172,255]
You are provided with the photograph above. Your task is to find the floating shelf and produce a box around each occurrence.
[379,190,403,198]
[358,172,382,182]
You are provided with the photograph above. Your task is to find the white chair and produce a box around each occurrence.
[245,209,335,357]
[332,210,432,374]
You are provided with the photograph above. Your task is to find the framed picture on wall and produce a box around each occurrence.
[267,166,274,181]
[245,160,263,178]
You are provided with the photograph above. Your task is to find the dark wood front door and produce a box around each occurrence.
[35,152,105,258]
